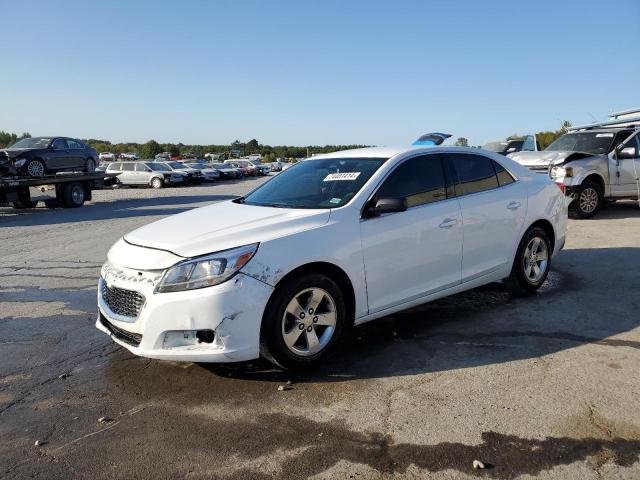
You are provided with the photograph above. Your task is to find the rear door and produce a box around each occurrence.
[446,152,527,282]
[360,153,463,313]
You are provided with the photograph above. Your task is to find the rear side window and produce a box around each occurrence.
[449,153,500,195]
[493,160,516,186]
[377,154,447,208]
[121,163,135,171]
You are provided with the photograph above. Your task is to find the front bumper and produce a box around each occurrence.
[96,272,274,362]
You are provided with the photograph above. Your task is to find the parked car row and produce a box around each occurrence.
[99,158,273,189]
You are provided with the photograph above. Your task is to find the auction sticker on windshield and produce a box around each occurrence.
[324,172,361,181]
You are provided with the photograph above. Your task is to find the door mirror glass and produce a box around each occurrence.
[618,147,637,159]
[365,197,408,217]
[506,147,517,153]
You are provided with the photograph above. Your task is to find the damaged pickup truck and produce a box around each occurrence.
[509,127,640,218]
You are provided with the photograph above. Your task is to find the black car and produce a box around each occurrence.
[0,137,99,177]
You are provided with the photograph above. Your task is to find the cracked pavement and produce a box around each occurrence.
[1,179,640,479]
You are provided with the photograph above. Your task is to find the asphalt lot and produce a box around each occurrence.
[1,178,639,479]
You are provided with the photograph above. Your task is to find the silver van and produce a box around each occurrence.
[106,161,184,189]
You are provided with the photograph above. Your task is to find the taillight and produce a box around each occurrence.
[555,182,566,194]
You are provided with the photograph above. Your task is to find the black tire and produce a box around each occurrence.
[12,200,38,209]
[25,159,46,177]
[260,273,348,370]
[85,158,96,173]
[571,180,602,219]
[61,182,86,208]
[505,226,552,295]
[150,177,163,189]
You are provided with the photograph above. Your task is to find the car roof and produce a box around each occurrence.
[306,145,486,160]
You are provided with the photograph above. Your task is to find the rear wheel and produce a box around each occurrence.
[25,159,46,177]
[260,273,347,369]
[571,180,601,218]
[505,226,551,295]
[61,182,86,208]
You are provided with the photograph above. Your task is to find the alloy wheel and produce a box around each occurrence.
[27,160,45,176]
[523,236,548,284]
[281,287,337,357]
[579,187,598,213]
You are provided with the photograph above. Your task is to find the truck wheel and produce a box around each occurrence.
[505,226,551,295]
[12,200,38,209]
[260,273,347,370]
[26,159,46,177]
[61,182,86,208]
[572,180,601,219]
[150,177,163,189]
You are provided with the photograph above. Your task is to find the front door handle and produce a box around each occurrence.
[507,201,521,210]
[439,218,457,229]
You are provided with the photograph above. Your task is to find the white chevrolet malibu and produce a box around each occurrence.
[97,145,567,369]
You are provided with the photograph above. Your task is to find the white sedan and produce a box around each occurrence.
[97,145,567,369]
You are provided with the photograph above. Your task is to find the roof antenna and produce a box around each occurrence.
[587,112,598,124]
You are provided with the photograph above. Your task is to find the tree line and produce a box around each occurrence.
[0,121,572,158]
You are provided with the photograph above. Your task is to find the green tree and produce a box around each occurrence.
[139,140,162,159]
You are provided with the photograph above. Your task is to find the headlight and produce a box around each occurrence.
[550,166,573,178]
[155,243,258,293]
[14,158,27,167]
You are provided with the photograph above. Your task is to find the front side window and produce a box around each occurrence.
[376,154,448,208]
[52,138,68,150]
[147,163,171,172]
[135,163,149,172]
[242,157,387,209]
[448,153,500,195]
[620,134,640,157]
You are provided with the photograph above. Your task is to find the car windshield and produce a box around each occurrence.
[483,142,508,153]
[147,163,171,172]
[241,157,387,209]
[546,132,615,154]
[167,162,188,169]
[9,137,51,149]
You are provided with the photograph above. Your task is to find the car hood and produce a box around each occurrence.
[1,148,40,159]
[508,150,599,167]
[124,200,331,258]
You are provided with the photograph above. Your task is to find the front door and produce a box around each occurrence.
[446,152,527,282]
[613,133,640,197]
[360,153,463,314]
[48,138,72,170]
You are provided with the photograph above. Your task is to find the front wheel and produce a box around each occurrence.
[85,158,96,173]
[505,226,551,295]
[150,177,163,189]
[571,180,601,218]
[260,273,347,369]
[25,159,46,177]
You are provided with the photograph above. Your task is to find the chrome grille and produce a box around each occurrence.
[101,282,145,318]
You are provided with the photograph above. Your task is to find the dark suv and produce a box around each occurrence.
[1,137,99,177]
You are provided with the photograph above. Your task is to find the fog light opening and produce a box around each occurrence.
[196,329,215,344]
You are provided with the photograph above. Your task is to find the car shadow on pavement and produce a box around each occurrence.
[202,246,640,384]
[595,201,640,219]
[0,193,237,226]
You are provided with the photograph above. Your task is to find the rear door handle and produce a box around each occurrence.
[507,201,521,210]
[439,218,457,229]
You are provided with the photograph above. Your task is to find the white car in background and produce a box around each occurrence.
[97,144,567,369]
[99,152,116,162]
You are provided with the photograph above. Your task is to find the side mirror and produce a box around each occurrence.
[506,147,517,153]
[618,146,637,159]
[364,197,408,218]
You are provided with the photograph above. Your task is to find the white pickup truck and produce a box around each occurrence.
[509,127,640,218]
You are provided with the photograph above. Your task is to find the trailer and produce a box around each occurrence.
[0,172,118,209]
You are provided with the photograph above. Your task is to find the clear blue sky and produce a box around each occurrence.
[2,0,639,146]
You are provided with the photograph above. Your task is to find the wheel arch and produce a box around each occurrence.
[579,172,606,195]
[526,218,555,252]
[264,261,356,326]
